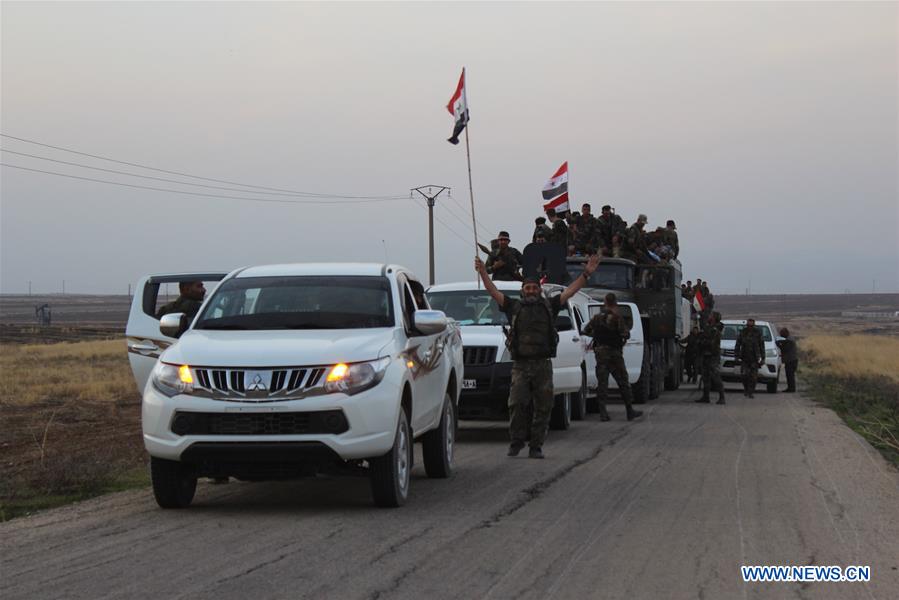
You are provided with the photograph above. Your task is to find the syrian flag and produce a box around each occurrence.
[446,68,469,145]
[542,161,569,213]
[693,288,706,312]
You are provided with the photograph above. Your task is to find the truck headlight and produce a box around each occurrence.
[765,349,778,358]
[151,362,196,397]
[498,347,512,363]
[325,357,390,395]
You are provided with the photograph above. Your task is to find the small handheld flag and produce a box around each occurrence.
[542,161,570,213]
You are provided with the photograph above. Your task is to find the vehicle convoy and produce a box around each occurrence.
[719,319,782,393]
[564,256,691,402]
[126,263,464,508]
[426,281,645,425]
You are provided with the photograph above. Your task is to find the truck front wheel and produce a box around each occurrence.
[370,409,412,507]
[150,457,197,509]
[549,393,572,430]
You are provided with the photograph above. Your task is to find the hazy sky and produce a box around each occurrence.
[2,1,897,295]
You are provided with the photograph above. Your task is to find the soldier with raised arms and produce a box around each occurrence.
[475,253,600,459]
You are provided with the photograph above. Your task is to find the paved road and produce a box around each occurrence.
[3,385,898,599]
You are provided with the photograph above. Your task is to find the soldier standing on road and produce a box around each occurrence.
[680,325,702,384]
[485,231,523,281]
[776,328,799,393]
[734,318,765,398]
[475,253,601,459]
[582,293,644,422]
[697,311,726,404]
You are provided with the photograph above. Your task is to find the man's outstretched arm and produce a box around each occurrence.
[475,257,505,308]
[560,254,601,304]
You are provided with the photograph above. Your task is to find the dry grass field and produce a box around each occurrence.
[0,339,144,520]
[802,335,899,383]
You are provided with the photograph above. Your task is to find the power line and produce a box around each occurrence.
[0,149,408,200]
[447,190,495,239]
[0,133,405,199]
[412,197,470,245]
[0,163,406,205]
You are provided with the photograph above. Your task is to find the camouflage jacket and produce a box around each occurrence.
[156,296,203,321]
[550,219,569,247]
[699,322,723,357]
[486,247,523,281]
[734,327,765,362]
[583,311,630,349]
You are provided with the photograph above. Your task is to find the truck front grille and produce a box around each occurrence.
[463,346,497,366]
[171,410,349,436]
[192,367,328,401]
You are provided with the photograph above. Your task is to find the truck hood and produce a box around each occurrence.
[458,325,505,348]
[161,328,398,367]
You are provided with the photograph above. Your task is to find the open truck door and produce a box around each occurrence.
[126,272,228,394]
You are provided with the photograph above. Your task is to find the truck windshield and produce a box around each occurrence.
[721,324,774,342]
[195,276,394,330]
[567,263,632,290]
[426,290,520,326]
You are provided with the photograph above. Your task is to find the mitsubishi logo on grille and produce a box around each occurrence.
[245,371,268,392]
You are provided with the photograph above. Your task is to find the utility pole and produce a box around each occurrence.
[128,283,131,300]
[62,280,65,295]
[411,185,451,286]
[28,281,31,296]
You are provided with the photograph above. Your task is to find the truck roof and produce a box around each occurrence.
[236,263,404,278]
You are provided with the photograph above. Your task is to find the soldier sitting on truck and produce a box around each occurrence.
[485,231,523,281]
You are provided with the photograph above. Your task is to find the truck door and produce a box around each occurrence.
[125,272,227,394]
[551,300,581,393]
[397,276,444,433]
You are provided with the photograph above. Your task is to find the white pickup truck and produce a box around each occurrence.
[426,281,597,429]
[126,263,464,508]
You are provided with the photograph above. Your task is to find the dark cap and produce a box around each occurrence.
[497,231,510,240]
[535,217,546,224]
[601,205,611,211]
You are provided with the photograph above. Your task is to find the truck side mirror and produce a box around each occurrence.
[413,310,448,335]
[555,315,573,331]
[159,312,186,338]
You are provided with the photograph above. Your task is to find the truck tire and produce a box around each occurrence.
[632,346,651,404]
[648,345,662,400]
[549,393,571,430]
[370,409,412,507]
[665,348,680,391]
[422,393,455,478]
[150,457,197,509]
[571,369,587,421]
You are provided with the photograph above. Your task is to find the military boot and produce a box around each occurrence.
[598,403,611,422]
[626,407,644,420]
[716,391,725,405]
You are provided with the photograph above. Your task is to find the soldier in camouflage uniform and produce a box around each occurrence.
[596,205,625,253]
[623,214,649,263]
[545,208,570,248]
[533,217,553,243]
[697,311,726,404]
[664,220,680,259]
[485,231,523,281]
[734,318,765,397]
[583,293,643,421]
[573,203,598,254]
[476,253,600,459]
[156,281,206,337]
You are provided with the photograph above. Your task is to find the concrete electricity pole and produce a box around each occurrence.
[411,185,451,286]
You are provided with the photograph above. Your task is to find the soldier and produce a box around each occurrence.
[623,214,649,263]
[156,281,206,329]
[575,203,598,254]
[533,217,552,243]
[680,325,702,384]
[545,208,569,247]
[696,311,726,404]
[485,231,523,281]
[734,318,765,397]
[665,220,680,259]
[583,293,644,422]
[595,205,622,252]
[475,253,601,459]
[776,328,799,393]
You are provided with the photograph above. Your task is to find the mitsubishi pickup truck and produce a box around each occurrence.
[126,263,464,508]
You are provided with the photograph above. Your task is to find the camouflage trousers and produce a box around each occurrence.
[594,346,634,411]
[741,361,760,393]
[701,355,723,393]
[509,358,554,448]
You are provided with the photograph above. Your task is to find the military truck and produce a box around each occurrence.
[563,256,691,402]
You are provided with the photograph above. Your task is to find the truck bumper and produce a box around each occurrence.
[458,362,513,420]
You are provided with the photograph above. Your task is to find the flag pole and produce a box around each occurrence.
[463,126,480,288]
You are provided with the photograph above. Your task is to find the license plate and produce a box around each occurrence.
[462,379,477,390]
